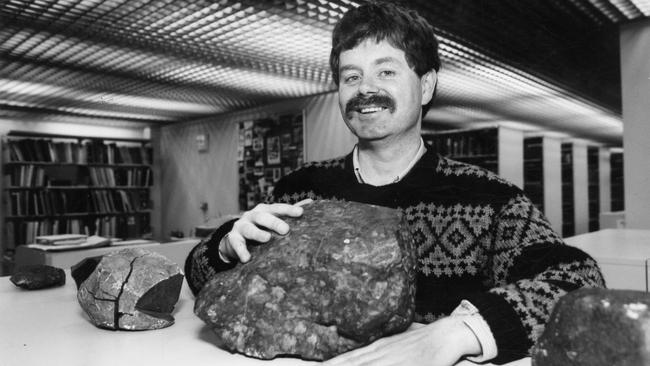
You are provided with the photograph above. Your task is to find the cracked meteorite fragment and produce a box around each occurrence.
[10,264,66,290]
[71,248,184,330]
[532,288,650,366]
[194,200,417,361]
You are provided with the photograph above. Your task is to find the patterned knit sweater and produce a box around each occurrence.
[184,148,605,364]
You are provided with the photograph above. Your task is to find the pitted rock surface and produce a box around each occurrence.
[194,200,417,361]
[532,288,650,366]
[10,264,65,290]
[72,248,183,330]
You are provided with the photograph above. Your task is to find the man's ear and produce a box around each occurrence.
[420,70,437,105]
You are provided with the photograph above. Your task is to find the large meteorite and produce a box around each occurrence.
[72,248,184,330]
[194,200,417,361]
[532,288,650,365]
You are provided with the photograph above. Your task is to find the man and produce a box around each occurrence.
[185,2,605,365]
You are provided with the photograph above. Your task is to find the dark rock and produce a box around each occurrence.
[10,264,66,290]
[194,200,417,361]
[532,288,650,366]
[72,248,184,330]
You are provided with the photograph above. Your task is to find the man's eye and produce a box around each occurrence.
[343,75,360,83]
[379,70,395,77]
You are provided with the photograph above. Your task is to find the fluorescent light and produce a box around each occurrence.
[628,0,650,14]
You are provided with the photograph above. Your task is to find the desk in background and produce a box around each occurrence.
[565,228,650,291]
[14,238,201,270]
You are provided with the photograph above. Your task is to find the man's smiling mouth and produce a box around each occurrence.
[359,106,386,114]
[345,94,395,116]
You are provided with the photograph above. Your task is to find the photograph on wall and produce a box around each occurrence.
[238,112,304,210]
[266,136,281,164]
[244,129,253,146]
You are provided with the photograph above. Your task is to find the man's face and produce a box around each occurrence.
[337,39,435,142]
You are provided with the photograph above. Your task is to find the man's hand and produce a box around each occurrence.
[323,316,482,366]
[219,199,312,263]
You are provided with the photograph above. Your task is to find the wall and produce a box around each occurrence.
[620,19,650,229]
[156,92,355,240]
[572,142,589,235]
[542,136,563,234]
[497,126,524,188]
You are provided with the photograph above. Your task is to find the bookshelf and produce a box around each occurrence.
[422,126,524,187]
[1,131,153,271]
[610,151,624,212]
[561,143,575,237]
[587,146,600,232]
[523,137,544,212]
[521,135,563,234]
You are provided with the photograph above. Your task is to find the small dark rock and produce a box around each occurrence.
[532,288,650,366]
[10,265,66,290]
[194,200,417,361]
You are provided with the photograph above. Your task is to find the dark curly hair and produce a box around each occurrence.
[330,1,441,115]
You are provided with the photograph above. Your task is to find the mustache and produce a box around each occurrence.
[345,94,396,115]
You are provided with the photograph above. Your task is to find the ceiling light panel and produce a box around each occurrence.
[627,0,650,14]
[0,1,343,97]
[584,0,628,21]
[605,0,648,17]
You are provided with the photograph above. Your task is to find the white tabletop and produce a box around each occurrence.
[565,228,650,264]
[0,272,529,366]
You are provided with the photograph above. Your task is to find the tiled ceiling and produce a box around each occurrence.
[1,0,648,145]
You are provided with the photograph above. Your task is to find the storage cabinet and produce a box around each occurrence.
[610,151,624,212]
[587,146,600,232]
[523,137,544,212]
[1,131,153,270]
[422,126,524,187]
[423,127,499,172]
[561,143,575,237]
[521,135,563,234]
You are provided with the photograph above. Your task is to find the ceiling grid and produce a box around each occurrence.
[0,0,647,144]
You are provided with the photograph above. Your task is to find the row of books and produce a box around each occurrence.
[3,165,153,188]
[5,189,150,217]
[5,138,152,164]
[89,189,150,213]
[87,140,152,165]
[423,129,499,158]
[4,215,149,248]
[6,190,84,216]
[93,215,148,239]
[89,167,152,187]
[4,165,48,187]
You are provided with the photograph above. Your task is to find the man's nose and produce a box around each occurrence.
[358,76,379,95]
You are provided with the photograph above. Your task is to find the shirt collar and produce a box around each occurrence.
[352,137,427,185]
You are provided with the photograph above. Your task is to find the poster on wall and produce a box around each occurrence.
[238,112,304,210]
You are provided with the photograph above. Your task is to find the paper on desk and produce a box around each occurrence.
[35,233,88,246]
[26,235,111,252]
[110,239,158,246]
